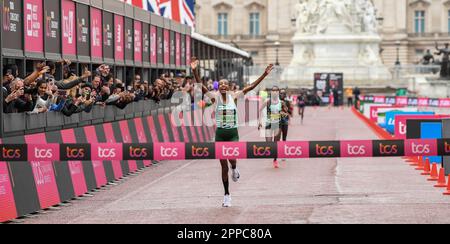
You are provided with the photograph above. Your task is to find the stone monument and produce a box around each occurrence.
[282,0,392,87]
[435,42,450,78]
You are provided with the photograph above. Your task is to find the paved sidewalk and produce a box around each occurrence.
[20,107,450,224]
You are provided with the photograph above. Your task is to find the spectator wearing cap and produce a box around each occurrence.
[175,72,185,87]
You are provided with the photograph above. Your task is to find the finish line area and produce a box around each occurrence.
[14,107,450,224]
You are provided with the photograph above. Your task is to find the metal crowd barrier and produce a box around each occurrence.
[2,100,174,138]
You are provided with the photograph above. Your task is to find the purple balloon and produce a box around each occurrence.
[213,81,219,91]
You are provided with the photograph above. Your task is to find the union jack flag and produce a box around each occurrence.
[121,0,195,28]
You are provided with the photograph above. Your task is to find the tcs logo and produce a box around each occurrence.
[66,147,85,159]
[2,148,22,159]
[378,143,398,155]
[252,145,272,157]
[371,110,378,119]
[399,122,407,135]
[346,145,366,155]
[444,142,450,153]
[129,146,148,158]
[222,146,240,157]
[315,144,335,156]
[34,148,53,159]
[284,145,303,156]
[411,143,430,154]
[160,147,179,158]
[191,146,210,157]
[97,147,116,158]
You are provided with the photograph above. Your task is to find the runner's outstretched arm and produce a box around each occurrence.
[242,64,274,95]
[190,57,209,95]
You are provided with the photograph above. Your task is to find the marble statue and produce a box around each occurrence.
[294,0,378,35]
[284,0,392,87]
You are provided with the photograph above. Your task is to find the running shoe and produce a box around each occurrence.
[273,160,280,169]
[223,195,232,208]
[232,168,240,182]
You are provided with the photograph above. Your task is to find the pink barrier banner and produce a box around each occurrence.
[169,113,181,142]
[119,120,137,172]
[0,162,17,222]
[405,139,437,157]
[61,129,88,197]
[24,0,44,53]
[114,15,124,61]
[61,0,76,56]
[439,98,450,108]
[90,7,102,58]
[150,25,157,64]
[147,116,160,142]
[25,134,60,209]
[187,112,198,142]
[364,95,450,108]
[340,140,373,158]
[84,126,107,188]
[154,143,185,161]
[277,142,310,159]
[186,35,191,65]
[158,114,171,142]
[28,144,59,161]
[373,96,386,104]
[91,143,123,161]
[134,20,142,62]
[396,97,408,106]
[216,142,247,160]
[193,111,204,141]
[418,98,429,107]
[30,161,60,209]
[164,29,170,65]
[176,32,181,66]
[103,123,124,180]
[180,114,190,142]
[133,118,152,167]
[4,139,450,162]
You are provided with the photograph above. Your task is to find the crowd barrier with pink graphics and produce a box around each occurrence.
[0,110,215,223]
[360,95,450,108]
[0,139,449,161]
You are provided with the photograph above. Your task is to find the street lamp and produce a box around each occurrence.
[274,41,281,66]
[395,40,401,66]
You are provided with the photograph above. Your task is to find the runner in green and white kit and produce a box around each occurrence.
[258,86,290,168]
[191,58,274,207]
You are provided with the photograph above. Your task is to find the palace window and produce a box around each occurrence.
[218,13,228,36]
[414,11,425,33]
[249,13,260,36]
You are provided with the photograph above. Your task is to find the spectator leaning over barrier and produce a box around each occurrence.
[58,65,92,90]
[29,79,56,114]
[96,64,112,85]
[150,79,166,103]
[142,80,150,99]
[105,83,124,105]
[91,74,101,90]
[3,78,34,113]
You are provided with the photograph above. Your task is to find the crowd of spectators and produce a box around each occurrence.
[1,60,217,116]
